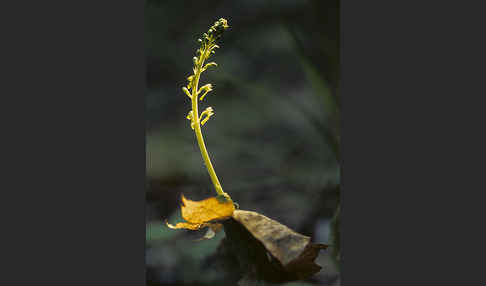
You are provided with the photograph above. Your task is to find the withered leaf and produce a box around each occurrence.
[284,242,328,280]
[166,220,205,230]
[166,194,235,231]
[221,210,328,283]
[181,194,235,224]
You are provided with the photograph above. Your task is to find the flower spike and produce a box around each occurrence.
[180,18,231,201]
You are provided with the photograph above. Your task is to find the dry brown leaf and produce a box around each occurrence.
[223,210,328,282]
[232,210,316,266]
[284,242,328,280]
[166,194,235,231]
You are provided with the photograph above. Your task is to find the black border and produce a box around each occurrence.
[3,0,145,285]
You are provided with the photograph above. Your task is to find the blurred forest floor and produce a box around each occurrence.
[146,1,340,285]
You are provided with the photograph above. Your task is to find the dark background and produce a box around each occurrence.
[145,1,340,285]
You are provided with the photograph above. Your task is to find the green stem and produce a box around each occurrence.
[191,51,228,199]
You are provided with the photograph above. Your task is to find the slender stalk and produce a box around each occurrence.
[181,18,230,200]
[191,49,227,199]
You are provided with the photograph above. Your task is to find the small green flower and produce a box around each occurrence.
[200,107,214,126]
[198,84,213,101]
[208,18,229,40]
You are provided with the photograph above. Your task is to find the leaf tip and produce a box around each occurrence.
[165,219,177,229]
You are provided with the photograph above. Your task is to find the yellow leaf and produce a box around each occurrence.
[166,195,235,231]
[165,220,204,230]
[181,194,234,224]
